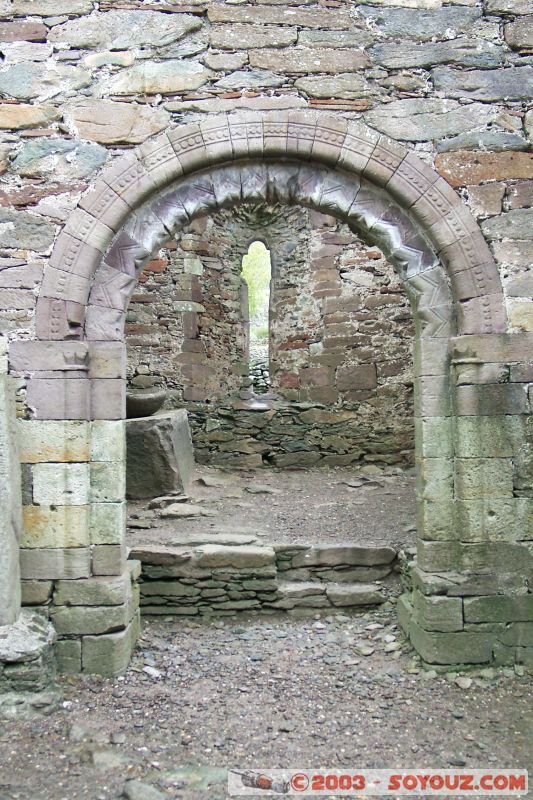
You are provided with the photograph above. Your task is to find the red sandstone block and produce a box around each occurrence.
[26,377,90,420]
[336,364,377,391]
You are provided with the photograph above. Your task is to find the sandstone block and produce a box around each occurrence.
[90,461,125,504]
[432,66,533,102]
[54,639,81,675]
[92,544,127,577]
[249,48,369,73]
[413,592,463,632]
[409,620,493,665]
[193,545,275,569]
[32,462,90,506]
[0,103,59,129]
[64,100,170,145]
[54,571,131,607]
[0,21,47,42]
[81,611,140,676]
[0,375,22,625]
[21,505,89,549]
[49,10,201,49]
[436,151,533,187]
[20,580,53,606]
[20,547,91,580]
[292,545,396,569]
[464,595,533,624]
[455,458,514,500]
[90,502,125,546]
[51,600,133,636]
[126,410,194,500]
[26,377,91,421]
[209,24,297,49]
[325,583,384,607]
[98,60,210,96]
[17,420,90,463]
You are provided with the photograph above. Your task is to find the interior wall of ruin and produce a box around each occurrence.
[125,206,415,467]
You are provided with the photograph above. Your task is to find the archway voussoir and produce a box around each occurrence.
[41,267,91,308]
[386,151,440,208]
[449,262,504,303]
[167,122,208,174]
[199,116,233,165]
[101,152,158,209]
[262,115,289,156]
[428,204,483,252]
[89,265,138,313]
[49,232,103,280]
[337,121,378,176]
[311,115,348,168]
[85,305,126,342]
[457,295,507,335]
[362,135,406,187]
[287,110,318,161]
[63,208,115,254]
[214,164,248,207]
[410,177,462,229]
[236,114,265,160]
[35,297,85,341]
[79,181,131,234]
[137,132,184,190]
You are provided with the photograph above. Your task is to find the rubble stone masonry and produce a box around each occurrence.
[0,0,531,678]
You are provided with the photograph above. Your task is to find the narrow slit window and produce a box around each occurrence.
[241,241,272,395]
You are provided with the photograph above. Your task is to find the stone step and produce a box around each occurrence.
[271,580,385,610]
[325,582,385,607]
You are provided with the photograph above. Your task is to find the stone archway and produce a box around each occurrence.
[8,112,533,675]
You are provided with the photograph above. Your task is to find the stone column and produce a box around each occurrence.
[0,359,22,626]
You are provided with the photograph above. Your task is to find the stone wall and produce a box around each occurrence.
[126,205,415,466]
[130,542,397,618]
[0,0,531,344]
[0,0,531,675]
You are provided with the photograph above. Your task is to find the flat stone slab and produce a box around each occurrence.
[325,583,385,607]
[192,545,276,569]
[292,545,397,569]
[170,533,258,547]
[277,581,326,598]
[126,410,195,500]
[128,545,192,566]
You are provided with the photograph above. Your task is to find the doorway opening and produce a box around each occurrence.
[241,240,272,396]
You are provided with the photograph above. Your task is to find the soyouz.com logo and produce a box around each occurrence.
[227,769,528,795]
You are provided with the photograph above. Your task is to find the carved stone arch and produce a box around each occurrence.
[35,111,506,342]
[13,111,530,676]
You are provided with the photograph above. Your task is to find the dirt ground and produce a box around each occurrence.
[1,607,531,800]
[2,468,531,800]
[127,465,417,551]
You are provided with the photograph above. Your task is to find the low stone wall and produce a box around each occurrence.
[188,398,414,469]
[130,543,398,617]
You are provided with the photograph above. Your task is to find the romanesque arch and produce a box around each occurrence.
[8,112,532,675]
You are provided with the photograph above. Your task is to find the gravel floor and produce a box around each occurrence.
[127,466,417,552]
[1,607,531,800]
